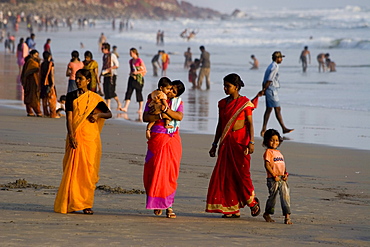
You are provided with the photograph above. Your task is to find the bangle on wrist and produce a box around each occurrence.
[146,129,150,131]
[212,142,218,147]
[163,106,168,113]
[249,141,255,145]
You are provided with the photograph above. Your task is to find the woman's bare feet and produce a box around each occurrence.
[120,108,127,112]
[284,216,293,224]
[263,213,275,222]
[153,209,162,216]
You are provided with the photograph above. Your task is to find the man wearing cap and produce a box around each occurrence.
[260,51,294,137]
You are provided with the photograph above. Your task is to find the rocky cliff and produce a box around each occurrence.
[1,0,223,19]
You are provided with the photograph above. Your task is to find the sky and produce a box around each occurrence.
[181,0,370,14]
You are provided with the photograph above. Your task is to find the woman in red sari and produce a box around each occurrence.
[206,73,261,218]
[143,79,185,219]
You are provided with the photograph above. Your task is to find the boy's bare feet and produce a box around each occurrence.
[263,213,275,222]
[120,108,127,112]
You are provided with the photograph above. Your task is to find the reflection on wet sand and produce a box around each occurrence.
[116,112,143,123]
[186,89,209,131]
[1,54,23,101]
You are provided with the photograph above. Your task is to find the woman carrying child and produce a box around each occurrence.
[262,129,292,224]
[206,73,261,218]
[143,79,185,218]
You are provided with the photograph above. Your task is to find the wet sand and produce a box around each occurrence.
[1,99,370,246]
[1,32,370,246]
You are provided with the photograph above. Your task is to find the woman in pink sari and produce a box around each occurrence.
[206,73,261,218]
[16,37,29,75]
[143,79,185,219]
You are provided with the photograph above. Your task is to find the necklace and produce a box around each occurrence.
[76,91,90,116]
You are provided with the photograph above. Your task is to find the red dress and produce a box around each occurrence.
[206,96,258,214]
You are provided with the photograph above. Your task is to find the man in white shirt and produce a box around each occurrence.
[101,42,122,110]
[260,51,293,137]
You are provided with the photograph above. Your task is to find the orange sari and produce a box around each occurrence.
[54,91,106,214]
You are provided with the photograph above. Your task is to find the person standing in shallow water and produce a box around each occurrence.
[250,55,259,70]
[299,46,311,73]
[54,69,112,215]
[260,51,293,137]
[206,73,261,218]
[197,45,211,90]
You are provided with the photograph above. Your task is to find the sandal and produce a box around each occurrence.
[83,208,94,215]
[166,208,176,218]
[222,214,240,218]
[250,197,261,217]
[153,209,162,216]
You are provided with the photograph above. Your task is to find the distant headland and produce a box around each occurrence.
[0,0,226,20]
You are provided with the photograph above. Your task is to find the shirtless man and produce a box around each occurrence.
[299,46,311,72]
[317,53,326,72]
[98,33,107,52]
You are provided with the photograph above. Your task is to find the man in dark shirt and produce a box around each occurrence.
[197,46,211,90]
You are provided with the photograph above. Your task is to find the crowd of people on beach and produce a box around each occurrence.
[5,10,345,226]
[16,32,294,223]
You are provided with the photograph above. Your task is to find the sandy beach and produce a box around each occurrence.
[1,17,370,246]
[1,99,370,246]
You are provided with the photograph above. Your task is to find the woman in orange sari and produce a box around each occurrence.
[206,73,261,218]
[143,79,185,218]
[54,69,112,215]
[21,49,42,117]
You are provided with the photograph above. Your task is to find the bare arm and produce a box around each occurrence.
[143,103,183,123]
[87,109,112,123]
[209,115,222,157]
[245,114,255,155]
[66,65,71,77]
[66,111,77,149]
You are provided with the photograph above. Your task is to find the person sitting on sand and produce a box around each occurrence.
[146,77,173,140]
[262,129,293,224]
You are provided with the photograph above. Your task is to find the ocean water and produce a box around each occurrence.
[2,5,370,150]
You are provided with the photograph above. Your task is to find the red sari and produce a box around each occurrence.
[143,98,183,209]
[206,96,258,214]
